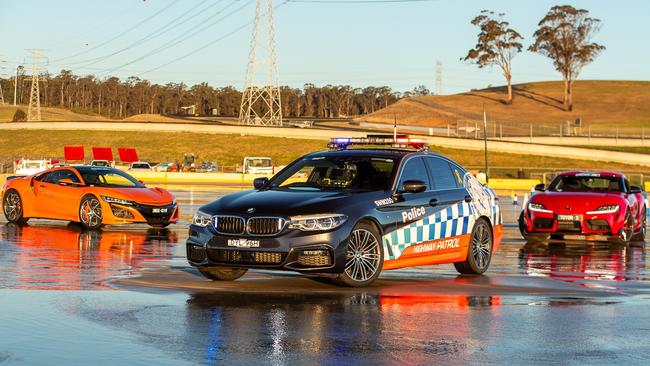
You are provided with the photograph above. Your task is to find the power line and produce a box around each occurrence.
[97,0,251,76]
[138,0,289,77]
[66,0,224,69]
[51,0,178,63]
[287,0,439,3]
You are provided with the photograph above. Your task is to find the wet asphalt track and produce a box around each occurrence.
[1,186,650,365]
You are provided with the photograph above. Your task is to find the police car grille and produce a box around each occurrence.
[247,217,285,235]
[208,249,285,264]
[214,216,245,234]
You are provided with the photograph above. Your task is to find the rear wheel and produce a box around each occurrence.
[198,267,247,281]
[454,218,492,274]
[335,222,383,287]
[79,195,103,229]
[3,189,28,224]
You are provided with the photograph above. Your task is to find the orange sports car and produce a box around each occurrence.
[2,166,179,229]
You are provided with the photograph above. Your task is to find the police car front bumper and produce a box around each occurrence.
[186,223,353,273]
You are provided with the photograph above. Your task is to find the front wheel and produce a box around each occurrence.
[335,222,384,287]
[79,195,103,229]
[3,189,28,224]
[198,267,247,281]
[454,218,493,275]
[631,208,646,241]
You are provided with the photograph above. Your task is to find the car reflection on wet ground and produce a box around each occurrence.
[1,187,649,365]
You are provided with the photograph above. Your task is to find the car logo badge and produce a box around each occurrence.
[566,206,571,210]
[246,208,255,213]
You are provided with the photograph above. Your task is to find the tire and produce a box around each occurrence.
[631,208,646,241]
[3,189,28,224]
[517,211,527,237]
[79,195,103,230]
[198,267,248,281]
[454,218,493,275]
[611,213,634,245]
[334,221,384,287]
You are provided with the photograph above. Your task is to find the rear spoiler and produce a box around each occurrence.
[5,175,25,181]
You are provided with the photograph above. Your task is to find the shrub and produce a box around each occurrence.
[12,109,27,122]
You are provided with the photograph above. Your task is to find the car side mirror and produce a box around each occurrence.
[401,180,427,194]
[534,183,545,192]
[59,178,80,186]
[253,177,269,189]
[629,185,642,194]
[138,180,145,185]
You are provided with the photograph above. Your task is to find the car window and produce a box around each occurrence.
[42,170,80,184]
[397,157,429,192]
[272,157,395,191]
[425,157,458,190]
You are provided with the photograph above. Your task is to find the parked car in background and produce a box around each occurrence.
[197,161,218,173]
[91,160,113,168]
[154,162,172,172]
[14,159,51,176]
[128,162,153,172]
[239,157,273,175]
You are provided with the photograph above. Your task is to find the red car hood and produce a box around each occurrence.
[101,187,174,206]
[532,191,624,214]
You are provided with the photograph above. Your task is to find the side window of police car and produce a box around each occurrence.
[425,157,467,204]
[396,157,429,194]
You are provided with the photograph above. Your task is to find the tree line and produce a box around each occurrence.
[463,5,605,110]
[0,70,416,119]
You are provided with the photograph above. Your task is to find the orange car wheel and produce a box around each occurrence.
[3,189,28,224]
[79,195,103,229]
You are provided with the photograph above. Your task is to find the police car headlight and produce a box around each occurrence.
[528,202,553,214]
[192,211,212,227]
[101,196,134,206]
[289,214,347,231]
[586,205,620,215]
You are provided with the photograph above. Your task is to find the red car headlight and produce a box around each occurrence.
[586,205,620,215]
[528,202,553,214]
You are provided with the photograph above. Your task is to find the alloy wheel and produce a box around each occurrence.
[80,197,102,228]
[472,222,492,271]
[3,191,22,221]
[344,228,381,283]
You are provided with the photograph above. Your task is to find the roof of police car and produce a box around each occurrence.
[305,148,444,159]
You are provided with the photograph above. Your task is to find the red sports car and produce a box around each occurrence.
[519,171,646,244]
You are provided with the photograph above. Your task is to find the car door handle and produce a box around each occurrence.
[429,198,439,207]
[464,195,473,202]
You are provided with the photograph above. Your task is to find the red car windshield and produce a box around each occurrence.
[548,175,625,192]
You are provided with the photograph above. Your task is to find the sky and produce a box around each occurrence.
[1,0,649,94]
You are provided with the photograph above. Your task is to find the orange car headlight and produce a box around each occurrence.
[101,196,134,206]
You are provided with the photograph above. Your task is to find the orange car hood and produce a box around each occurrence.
[101,187,174,205]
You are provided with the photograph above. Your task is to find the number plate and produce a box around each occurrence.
[557,214,582,221]
[152,208,168,214]
[227,239,261,248]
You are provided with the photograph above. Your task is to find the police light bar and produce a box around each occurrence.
[328,134,428,151]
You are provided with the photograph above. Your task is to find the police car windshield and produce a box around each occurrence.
[548,175,624,192]
[270,156,396,191]
[77,167,144,188]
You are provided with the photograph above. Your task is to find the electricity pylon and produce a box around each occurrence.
[27,49,42,121]
[239,0,282,126]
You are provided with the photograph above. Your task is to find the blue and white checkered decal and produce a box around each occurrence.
[383,201,474,260]
[382,172,501,261]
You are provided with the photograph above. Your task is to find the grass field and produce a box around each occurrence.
[360,80,650,131]
[1,130,649,177]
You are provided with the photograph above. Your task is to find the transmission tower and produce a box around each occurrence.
[435,60,442,95]
[27,49,42,121]
[239,0,282,126]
